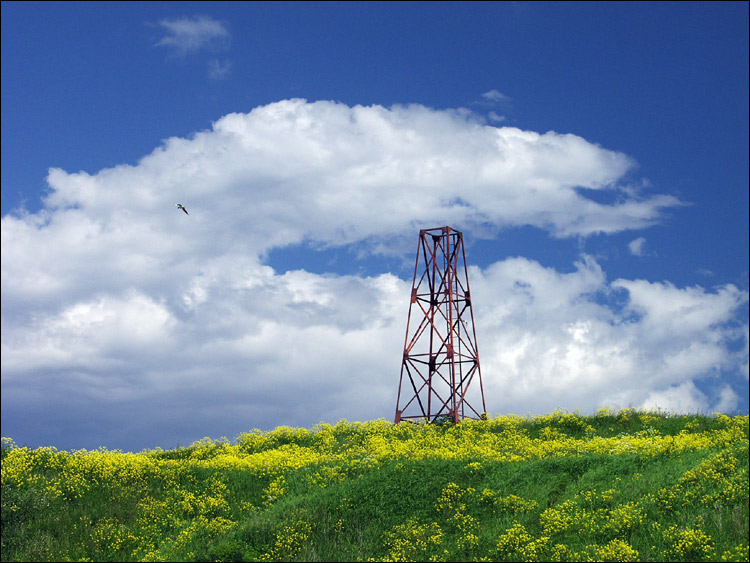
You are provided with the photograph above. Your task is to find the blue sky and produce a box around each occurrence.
[2,1,748,452]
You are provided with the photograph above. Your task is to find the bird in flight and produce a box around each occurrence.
[175,203,189,215]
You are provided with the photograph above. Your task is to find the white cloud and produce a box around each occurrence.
[639,381,713,414]
[481,89,512,104]
[628,236,647,256]
[470,258,748,416]
[488,111,506,123]
[1,99,746,451]
[39,99,679,243]
[154,15,230,56]
[713,384,741,413]
[207,58,232,80]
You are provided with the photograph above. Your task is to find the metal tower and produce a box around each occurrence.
[395,226,486,424]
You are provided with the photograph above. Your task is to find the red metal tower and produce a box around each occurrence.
[395,226,486,424]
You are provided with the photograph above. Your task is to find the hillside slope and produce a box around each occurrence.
[1,409,748,562]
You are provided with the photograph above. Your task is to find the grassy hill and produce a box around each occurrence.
[1,408,748,562]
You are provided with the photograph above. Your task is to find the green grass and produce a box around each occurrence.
[1,408,748,562]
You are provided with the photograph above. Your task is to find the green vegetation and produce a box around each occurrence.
[2,408,748,562]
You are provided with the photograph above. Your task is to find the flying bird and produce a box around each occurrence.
[175,203,189,215]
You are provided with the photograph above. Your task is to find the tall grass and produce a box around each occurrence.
[2,408,748,562]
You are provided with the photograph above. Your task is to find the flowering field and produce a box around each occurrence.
[1,408,748,562]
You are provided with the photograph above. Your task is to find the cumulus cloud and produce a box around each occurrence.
[472,258,747,416]
[1,99,746,452]
[36,99,678,244]
[639,382,715,414]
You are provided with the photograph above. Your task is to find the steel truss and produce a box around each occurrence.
[395,226,486,424]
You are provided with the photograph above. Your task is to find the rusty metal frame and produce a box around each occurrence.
[395,226,486,424]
